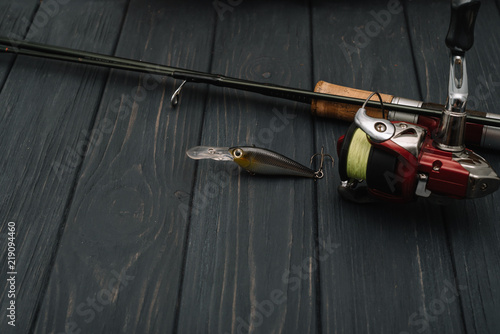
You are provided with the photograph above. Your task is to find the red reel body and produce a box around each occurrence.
[337,117,499,203]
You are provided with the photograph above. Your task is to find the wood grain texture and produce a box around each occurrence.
[405,1,500,333]
[0,0,39,88]
[33,1,216,333]
[312,0,464,333]
[176,1,319,333]
[0,1,499,333]
[0,1,129,333]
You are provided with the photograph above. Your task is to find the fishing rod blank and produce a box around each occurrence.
[1,36,500,130]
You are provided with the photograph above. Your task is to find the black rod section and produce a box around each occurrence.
[1,36,500,128]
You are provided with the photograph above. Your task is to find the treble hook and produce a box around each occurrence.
[170,80,187,107]
[310,146,334,179]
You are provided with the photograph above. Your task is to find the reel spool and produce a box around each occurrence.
[337,123,418,203]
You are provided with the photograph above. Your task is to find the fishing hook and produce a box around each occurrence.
[310,146,334,179]
[170,80,187,107]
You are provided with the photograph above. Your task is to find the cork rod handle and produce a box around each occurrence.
[311,81,393,121]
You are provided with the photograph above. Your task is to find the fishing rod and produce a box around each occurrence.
[1,0,498,203]
[0,36,499,151]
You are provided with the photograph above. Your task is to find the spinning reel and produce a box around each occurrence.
[337,0,500,203]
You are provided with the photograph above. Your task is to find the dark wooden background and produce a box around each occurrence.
[1,0,499,333]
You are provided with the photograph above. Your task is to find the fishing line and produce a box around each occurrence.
[345,128,371,180]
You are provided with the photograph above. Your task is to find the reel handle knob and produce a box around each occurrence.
[446,0,481,55]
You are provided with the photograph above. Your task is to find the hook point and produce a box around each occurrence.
[170,80,187,108]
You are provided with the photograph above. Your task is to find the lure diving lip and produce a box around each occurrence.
[186,146,333,179]
[186,146,233,161]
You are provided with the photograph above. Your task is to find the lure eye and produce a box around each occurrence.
[234,149,243,158]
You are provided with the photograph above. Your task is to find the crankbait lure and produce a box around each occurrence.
[186,146,333,179]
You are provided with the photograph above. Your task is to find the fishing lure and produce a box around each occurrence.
[186,146,333,179]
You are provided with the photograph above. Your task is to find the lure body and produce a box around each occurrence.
[186,146,322,178]
[229,146,318,178]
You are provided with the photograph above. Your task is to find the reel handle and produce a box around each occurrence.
[436,0,481,151]
[446,0,481,55]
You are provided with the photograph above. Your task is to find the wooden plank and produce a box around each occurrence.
[0,1,129,333]
[406,1,500,333]
[312,1,465,333]
[0,0,39,87]
[32,1,216,333]
[176,1,319,333]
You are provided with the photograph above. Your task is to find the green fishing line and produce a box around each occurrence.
[346,128,371,180]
